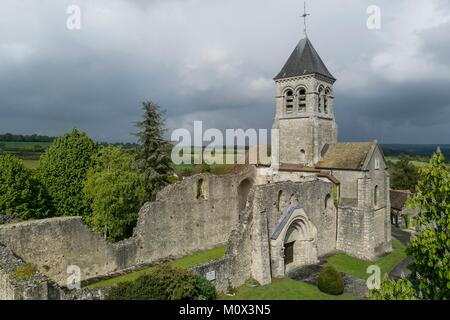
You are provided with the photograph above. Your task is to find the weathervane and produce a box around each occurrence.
[301,1,310,37]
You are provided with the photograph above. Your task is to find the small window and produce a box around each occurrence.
[374,185,379,206]
[285,90,294,113]
[324,88,330,114]
[375,158,380,170]
[325,194,332,209]
[277,190,283,212]
[318,87,323,113]
[300,149,306,163]
[298,88,306,113]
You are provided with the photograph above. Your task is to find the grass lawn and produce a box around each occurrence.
[326,239,407,280]
[385,156,429,167]
[22,159,40,170]
[0,141,51,149]
[219,278,356,300]
[85,245,227,289]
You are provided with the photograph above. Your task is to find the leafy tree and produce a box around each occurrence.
[369,277,417,300]
[84,146,144,242]
[406,149,450,299]
[371,149,450,300]
[37,129,97,217]
[0,155,50,220]
[388,155,419,191]
[134,101,173,201]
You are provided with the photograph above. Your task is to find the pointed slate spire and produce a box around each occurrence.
[274,37,335,81]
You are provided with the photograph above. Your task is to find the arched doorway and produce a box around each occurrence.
[283,217,318,272]
[270,206,319,276]
[238,178,254,213]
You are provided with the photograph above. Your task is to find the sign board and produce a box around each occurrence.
[206,270,216,281]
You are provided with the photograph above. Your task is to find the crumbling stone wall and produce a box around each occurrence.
[0,170,255,287]
[193,178,338,289]
[0,218,126,286]
[255,178,337,258]
[192,190,255,292]
[133,171,254,264]
[0,245,61,300]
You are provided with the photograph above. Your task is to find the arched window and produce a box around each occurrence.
[196,178,206,199]
[324,88,330,114]
[277,190,283,212]
[325,194,332,209]
[238,178,253,212]
[285,89,294,113]
[318,86,324,113]
[298,88,306,112]
[374,185,379,206]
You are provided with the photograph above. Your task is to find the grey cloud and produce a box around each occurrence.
[0,0,449,143]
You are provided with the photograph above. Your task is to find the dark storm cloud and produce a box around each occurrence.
[0,0,449,143]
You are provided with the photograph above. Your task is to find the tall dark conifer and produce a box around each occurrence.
[135,101,173,201]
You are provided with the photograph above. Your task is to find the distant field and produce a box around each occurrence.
[382,144,450,159]
[0,141,51,149]
[385,156,429,167]
[23,159,40,170]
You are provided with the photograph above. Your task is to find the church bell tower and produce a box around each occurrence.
[272,9,337,166]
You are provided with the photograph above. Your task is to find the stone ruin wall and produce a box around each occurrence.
[0,164,391,299]
[192,178,339,290]
[0,168,255,291]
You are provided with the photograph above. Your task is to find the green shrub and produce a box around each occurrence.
[11,263,38,281]
[318,266,344,295]
[369,277,417,300]
[166,174,179,184]
[106,264,216,300]
[201,163,211,173]
[194,274,217,300]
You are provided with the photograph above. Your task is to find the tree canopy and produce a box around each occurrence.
[37,128,97,217]
[0,155,50,220]
[370,149,450,300]
[388,155,419,191]
[84,146,144,242]
[134,101,173,202]
[406,150,450,299]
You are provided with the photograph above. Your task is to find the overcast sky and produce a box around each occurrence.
[0,0,449,143]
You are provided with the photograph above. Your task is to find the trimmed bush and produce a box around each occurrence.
[106,264,216,300]
[317,266,344,295]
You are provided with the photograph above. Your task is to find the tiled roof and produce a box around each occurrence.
[274,37,335,81]
[316,142,375,170]
[390,190,411,211]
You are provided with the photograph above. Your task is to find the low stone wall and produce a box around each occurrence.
[61,286,112,300]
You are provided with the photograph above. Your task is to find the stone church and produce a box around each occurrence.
[0,34,392,299]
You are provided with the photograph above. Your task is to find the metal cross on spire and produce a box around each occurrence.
[301,1,310,37]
